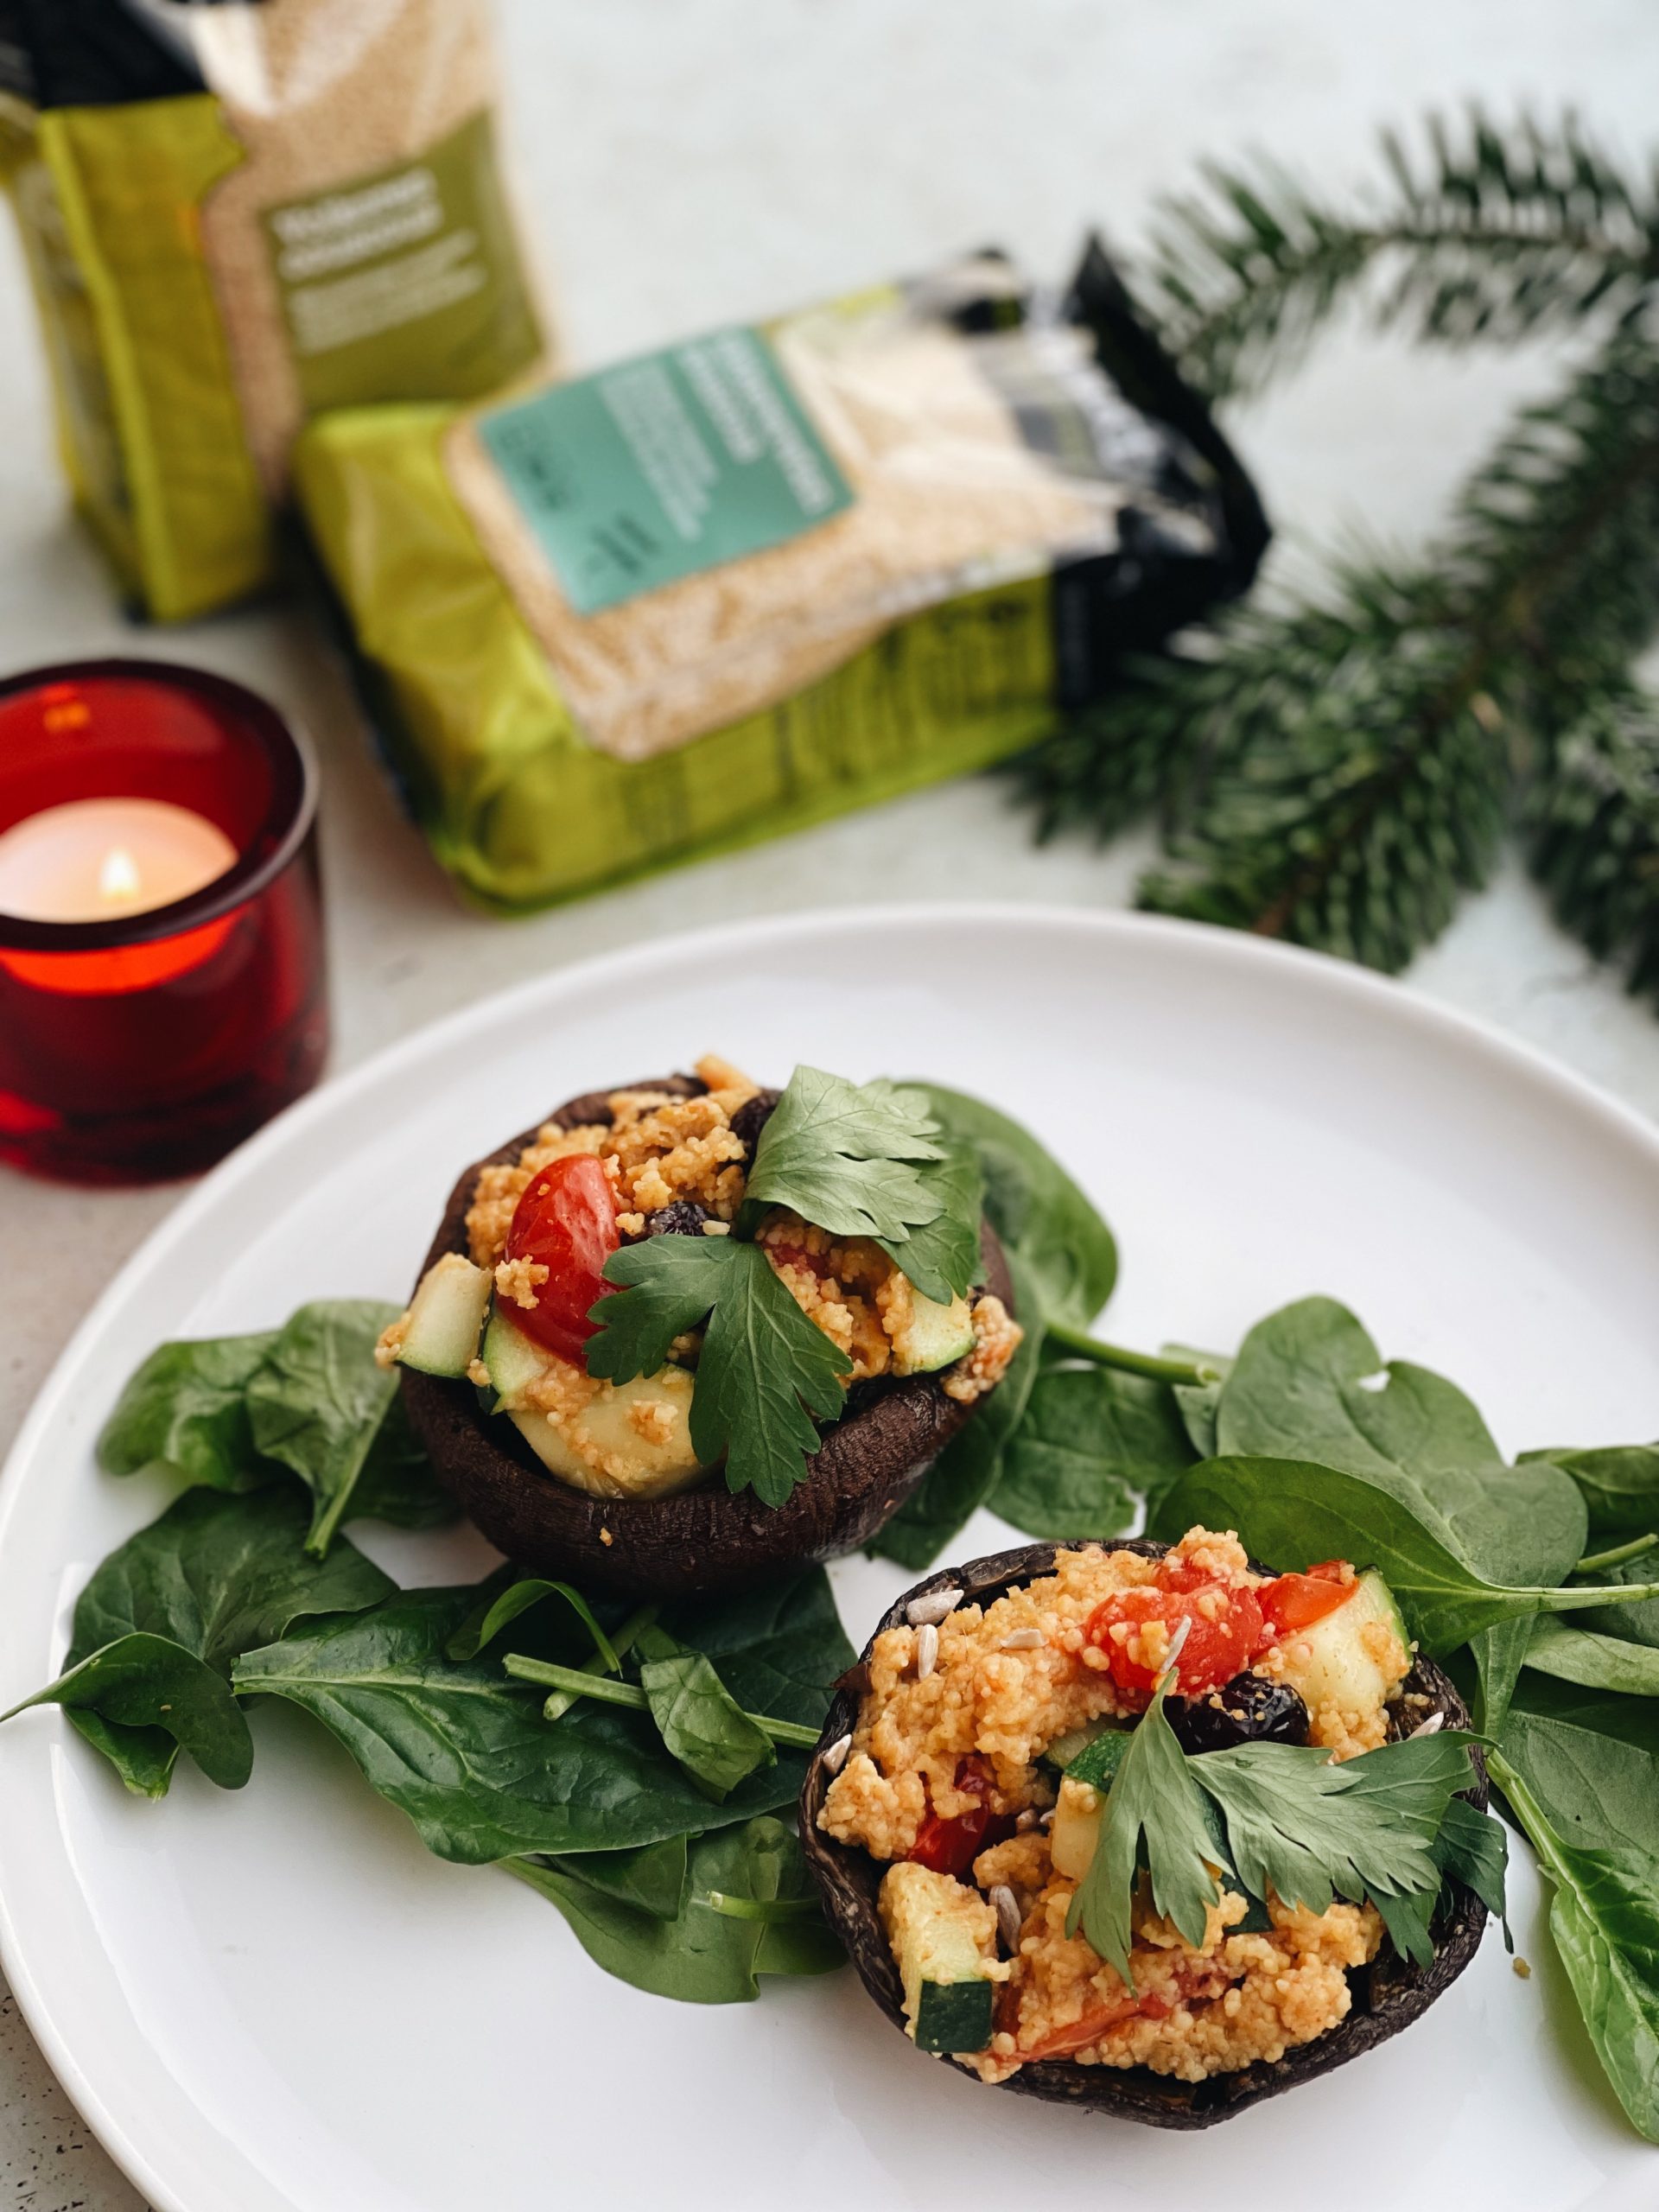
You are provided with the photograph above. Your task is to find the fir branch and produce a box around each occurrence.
[1010,310,1659,976]
[1014,681,1180,847]
[1452,321,1659,675]
[1144,107,1659,398]
[1133,581,1513,971]
[1529,683,1659,1001]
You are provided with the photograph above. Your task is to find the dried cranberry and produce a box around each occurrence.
[1166,1673,1309,1755]
[641,1200,711,1237]
[728,1090,779,1160]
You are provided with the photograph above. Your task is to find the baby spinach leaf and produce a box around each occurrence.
[70,1484,396,1673]
[1147,1457,1659,1656]
[345,1391,460,1533]
[3,1634,252,1790]
[636,1626,776,1800]
[988,1366,1187,1540]
[1526,1619,1659,1699]
[658,1567,854,1731]
[1213,1297,1586,1729]
[1167,1346,1232,1460]
[1562,1549,1659,1651]
[588,1236,847,1508]
[98,1329,279,1492]
[1503,1678,1659,1853]
[868,1249,1043,1567]
[1491,1749,1659,2145]
[910,1082,1117,1329]
[543,1837,688,1921]
[57,1485,393,1796]
[233,1568,846,1864]
[1066,1671,1221,1980]
[245,1301,404,1554]
[446,1577,620,1669]
[505,1817,842,2003]
[1216,1298,1498,1476]
[1526,1442,1659,1544]
[1542,1847,1659,2144]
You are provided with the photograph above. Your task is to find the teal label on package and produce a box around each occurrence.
[475,327,854,614]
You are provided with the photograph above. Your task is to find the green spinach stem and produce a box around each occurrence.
[1041,1322,1220,1388]
[1487,1751,1571,1891]
[540,1604,659,1722]
[1574,1533,1659,1575]
[696,1891,822,1921]
[503,1653,820,1747]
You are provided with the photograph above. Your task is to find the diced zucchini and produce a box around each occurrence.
[484,1305,707,1499]
[915,1977,996,2055]
[887,1281,976,1376]
[1273,1568,1409,1722]
[508,1365,705,1500]
[880,1860,1001,2053]
[1049,1773,1105,1884]
[480,1306,555,1410]
[1063,1728,1130,1791]
[393,1254,493,1377]
[1044,1715,1118,1772]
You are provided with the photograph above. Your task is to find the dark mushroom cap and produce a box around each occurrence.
[800,1536,1489,2129]
[397,1074,1015,1600]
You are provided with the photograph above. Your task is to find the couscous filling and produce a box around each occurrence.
[820,1529,1413,2084]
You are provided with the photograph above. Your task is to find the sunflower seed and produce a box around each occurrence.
[821,1732,853,1776]
[1408,1710,1446,1739]
[916,1623,939,1678]
[990,1884,1022,1951]
[998,1629,1044,1650]
[907,1587,963,1627]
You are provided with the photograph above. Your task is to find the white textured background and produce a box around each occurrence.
[4,3,1659,2203]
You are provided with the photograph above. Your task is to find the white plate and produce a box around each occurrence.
[3,906,1657,2212]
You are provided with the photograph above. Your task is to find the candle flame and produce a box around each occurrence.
[98,846,143,903]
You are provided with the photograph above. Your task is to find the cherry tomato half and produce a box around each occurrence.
[1084,1580,1266,1699]
[503,1154,620,1367]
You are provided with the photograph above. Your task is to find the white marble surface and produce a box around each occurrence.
[3,4,1659,2205]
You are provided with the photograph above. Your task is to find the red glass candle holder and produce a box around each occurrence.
[0,659,327,1184]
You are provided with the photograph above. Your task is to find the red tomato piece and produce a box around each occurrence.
[906,1756,1014,1877]
[503,1154,620,1367]
[1084,1580,1265,1699]
[1261,1570,1354,1634]
[1020,1999,1143,2059]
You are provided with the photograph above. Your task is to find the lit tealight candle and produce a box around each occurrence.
[0,798,238,923]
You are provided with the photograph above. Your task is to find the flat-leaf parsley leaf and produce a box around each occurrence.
[740,1069,980,1300]
[587,1237,847,1506]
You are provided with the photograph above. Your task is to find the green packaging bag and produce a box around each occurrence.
[296,245,1267,913]
[0,0,545,621]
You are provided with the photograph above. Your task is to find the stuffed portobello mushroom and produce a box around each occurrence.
[802,1529,1491,2128]
[384,1057,1021,1598]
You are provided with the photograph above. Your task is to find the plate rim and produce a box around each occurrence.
[3,899,1656,2212]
